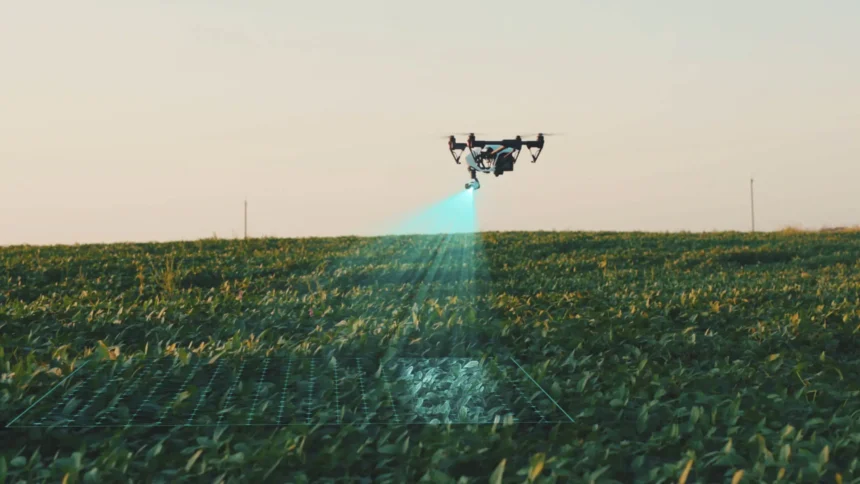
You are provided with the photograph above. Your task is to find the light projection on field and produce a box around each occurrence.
[7,355,573,428]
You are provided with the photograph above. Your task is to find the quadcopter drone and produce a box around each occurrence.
[446,133,551,190]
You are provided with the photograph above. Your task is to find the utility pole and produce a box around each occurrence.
[750,178,755,233]
[244,198,248,240]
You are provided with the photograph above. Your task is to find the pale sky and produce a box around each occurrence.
[2,1,858,245]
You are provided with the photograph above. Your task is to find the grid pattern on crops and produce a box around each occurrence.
[6,355,573,428]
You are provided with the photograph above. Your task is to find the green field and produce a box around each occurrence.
[2,231,859,483]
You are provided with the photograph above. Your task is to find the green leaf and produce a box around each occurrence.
[690,406,701,425]
[185,449,203,472]
[779,444,791,463]
[226,453,244,464]
[588,465,611,482]
[54,458,76,474]
[177,348,190,366]
[378,445,400,455]
[425,469,452,483]
[94,340,111,361]
[577,374,590,392]
[83,468,100,483]
[804,418,826,429]
[147,442,163,461]
[528,453,545,482]
[820,445,830,464]
[489,458,505,484]
[63,397,81,416]
[9,457,25,468]
[637,406,649,433]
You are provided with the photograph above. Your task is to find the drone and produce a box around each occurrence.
[445,133,553,190]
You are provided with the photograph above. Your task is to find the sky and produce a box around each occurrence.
[1,1,858,245]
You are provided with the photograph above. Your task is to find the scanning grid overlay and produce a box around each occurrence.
[7,356,574,428]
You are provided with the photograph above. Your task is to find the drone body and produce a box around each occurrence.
[446,133,548,189]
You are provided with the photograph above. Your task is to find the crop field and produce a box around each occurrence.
[1,231,859,482]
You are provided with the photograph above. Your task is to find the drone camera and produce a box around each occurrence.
[494,155,515,176]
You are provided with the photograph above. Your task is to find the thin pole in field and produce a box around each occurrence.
[750,178,755,233]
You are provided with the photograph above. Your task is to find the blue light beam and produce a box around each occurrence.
[386,189,478,236]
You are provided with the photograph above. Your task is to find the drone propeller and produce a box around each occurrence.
[521,132,563,137]
[439,132,486,138]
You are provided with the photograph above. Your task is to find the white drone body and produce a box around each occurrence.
[464,145,516,174]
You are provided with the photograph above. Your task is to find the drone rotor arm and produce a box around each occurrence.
[449,142,467,164]
[510,148,521,163]
[523,140,545,163]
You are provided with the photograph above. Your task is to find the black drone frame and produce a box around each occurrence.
[447,133,545,165]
